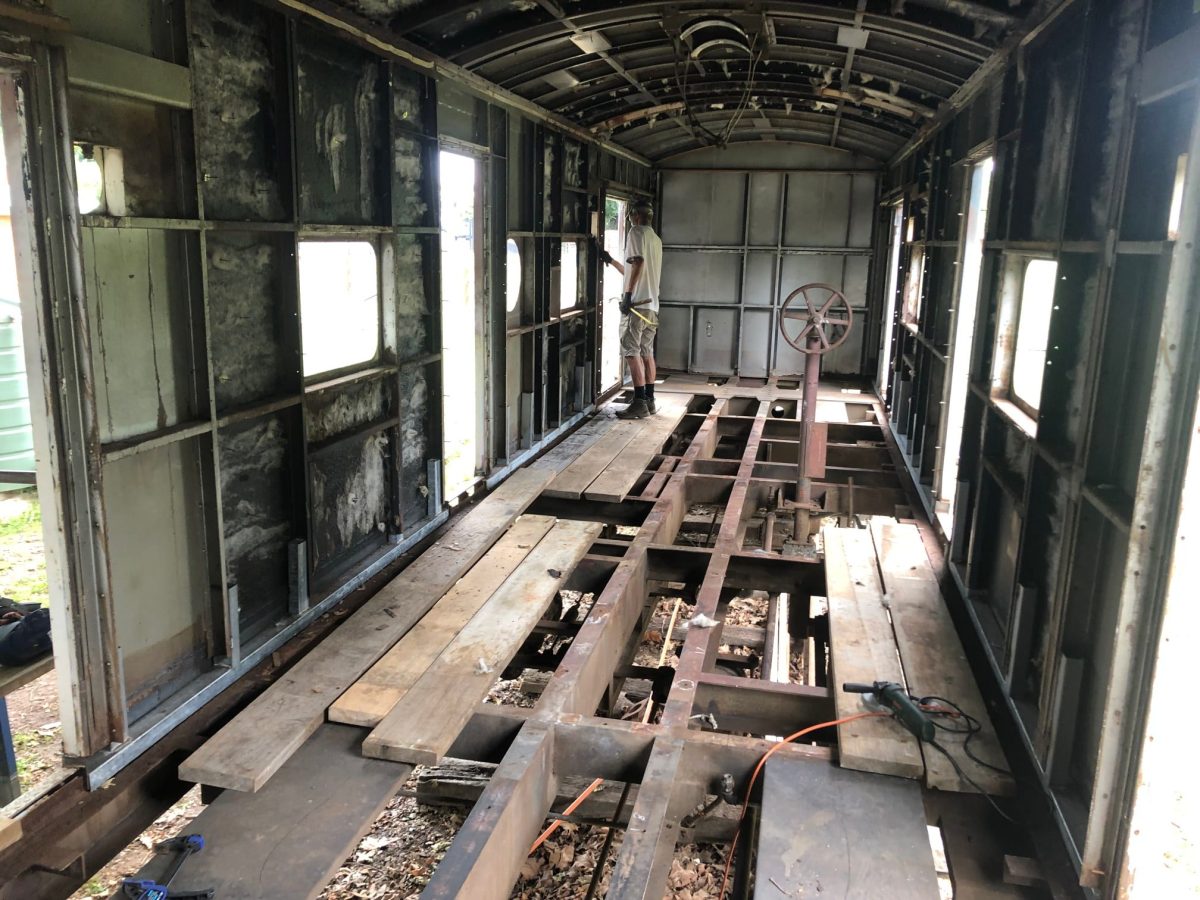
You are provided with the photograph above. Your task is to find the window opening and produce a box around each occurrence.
[601,196,627,390]
[505,239,521,313]
[938,157,994,522]
[876,202,904,398]
[439,149,484,499]
[1168,153,1188,241]
[559,241,578,311]
[298,241,380,378]
[902,246,925,324]
[1010,259,1057,414]
[72,143,124,216]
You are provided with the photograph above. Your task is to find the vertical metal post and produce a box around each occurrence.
[794,333,821,541]
[0,698,20,804]
[288,539,309,618]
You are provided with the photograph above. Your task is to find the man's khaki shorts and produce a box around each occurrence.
[619,308,658,357]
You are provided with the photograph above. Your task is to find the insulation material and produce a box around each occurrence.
[295,26,384,224]
[189,0,289,221]
[307,377,393,444]
[392,132,431,227]
[392,233,432,362]
[309,431,390,571]
[398,363,433,529]
[206,231,295,411]
[220,415,294,636]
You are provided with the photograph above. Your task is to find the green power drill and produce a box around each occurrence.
[842,681,934,741]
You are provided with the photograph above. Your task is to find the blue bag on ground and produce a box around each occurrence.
[0,606,51,666]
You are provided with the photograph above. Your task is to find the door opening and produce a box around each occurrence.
[937,156,994,525]
[439,149,485,500]
[601,195,628,392]
[0,77,64,803]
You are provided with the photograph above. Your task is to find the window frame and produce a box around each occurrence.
[992,252,1058,422]
[297,236,384,384]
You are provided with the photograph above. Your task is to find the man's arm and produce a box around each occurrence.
[624,257,645,295]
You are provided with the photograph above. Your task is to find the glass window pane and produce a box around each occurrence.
[1011,259,1057,411]
[299,241,379,378]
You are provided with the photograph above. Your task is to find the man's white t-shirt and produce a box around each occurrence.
[625,224,663,313]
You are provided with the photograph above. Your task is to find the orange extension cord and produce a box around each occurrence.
[716,711,890,898]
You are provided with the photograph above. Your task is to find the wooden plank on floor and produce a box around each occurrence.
[141,724,411,900]
[584,396,689,502]
[823,527,924,779]
[363,518,602,764]
[328,515,557,727]
[0,817,20,853]
[869,518,1014,795]
[754,754,941,900]
[529,410,618,475]
[543,422,640,499]
[816,398,850,423]
[178,467,554,792]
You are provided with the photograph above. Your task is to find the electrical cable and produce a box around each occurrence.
[582,779,634,900]
[716,711,889,898]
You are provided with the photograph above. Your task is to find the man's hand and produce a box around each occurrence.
[620,292,633,314]
[598,246,614,266]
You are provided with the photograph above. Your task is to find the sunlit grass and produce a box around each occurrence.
[0,495,48,607]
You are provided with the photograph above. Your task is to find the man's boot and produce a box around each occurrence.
[617,397,650,419]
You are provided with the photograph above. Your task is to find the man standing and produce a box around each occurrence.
[599,199,662,418]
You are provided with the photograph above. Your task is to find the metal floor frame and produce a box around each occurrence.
[422,374,922,899]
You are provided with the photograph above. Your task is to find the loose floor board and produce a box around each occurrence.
[583,396,690,502]
[328,514,557,726]
[543,422,641,499]
[755,754,941,900]
[869,518,1013,794]
[824,526,924,779]
[178,468,554,792]
[363,518,603,764]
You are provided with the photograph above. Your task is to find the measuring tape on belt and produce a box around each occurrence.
[625,300,654,325]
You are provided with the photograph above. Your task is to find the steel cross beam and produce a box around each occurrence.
[422,381,898,900]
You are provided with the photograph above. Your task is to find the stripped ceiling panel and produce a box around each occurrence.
[325,0,1041,160]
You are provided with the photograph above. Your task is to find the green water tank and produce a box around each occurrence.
[0,296,34,492]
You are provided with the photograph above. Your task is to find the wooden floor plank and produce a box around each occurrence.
[178,468,554,792]
[754,754,941,900]
[529,409,619,476]
[583,396,689,502]
[363,518,603,764]
[144,724,412,900]
[543,423,640,499]
[328,515,557,727]
[823,527,925,779]
[869,518,1014,795]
